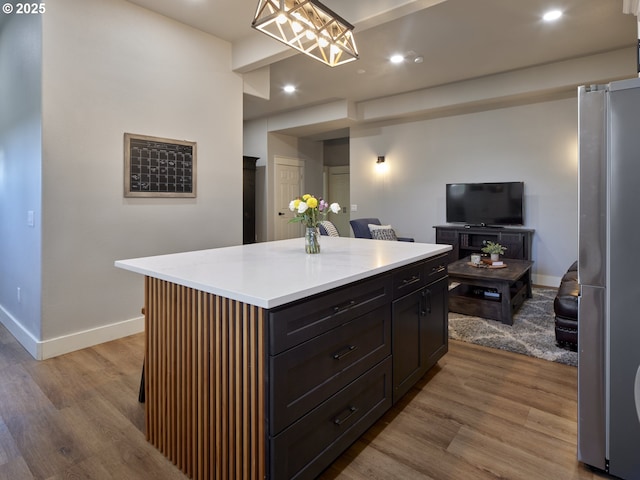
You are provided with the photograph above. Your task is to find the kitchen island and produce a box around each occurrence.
[116,236,451,480]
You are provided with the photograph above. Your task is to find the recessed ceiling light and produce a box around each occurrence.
[543,9,563,22]
[283,85,296,93]
[390,54,404,64]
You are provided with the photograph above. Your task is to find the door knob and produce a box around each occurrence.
[278,212,285,216]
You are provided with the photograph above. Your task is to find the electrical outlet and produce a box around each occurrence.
[17,287,21,303]
[27,210,34,227]
[351,204,358,212]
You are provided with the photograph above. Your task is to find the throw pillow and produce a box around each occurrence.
[368,223,392,232]
[370,227,398,241]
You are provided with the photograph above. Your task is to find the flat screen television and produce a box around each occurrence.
[446,182,524,226]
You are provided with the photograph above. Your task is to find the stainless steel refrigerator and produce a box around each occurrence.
[578,76,640,479]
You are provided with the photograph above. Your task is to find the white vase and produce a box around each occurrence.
[491,253,500,262]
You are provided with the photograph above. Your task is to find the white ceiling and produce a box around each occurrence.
[124,0,429,43]
[126,0,637,132]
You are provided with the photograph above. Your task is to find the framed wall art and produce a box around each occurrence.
[124,133,197,198]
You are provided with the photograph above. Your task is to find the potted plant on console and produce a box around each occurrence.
[481,241,507,263]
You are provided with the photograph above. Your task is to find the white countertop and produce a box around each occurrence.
[115,237,451,309]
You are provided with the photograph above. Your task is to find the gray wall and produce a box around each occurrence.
[324,138,349,167]
[350,97,579,286]
[0,13,43,343]
[1,0,244,358]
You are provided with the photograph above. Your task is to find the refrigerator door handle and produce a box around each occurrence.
[635,366,640,424]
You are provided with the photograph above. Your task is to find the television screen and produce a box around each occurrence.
[446,182,524,226]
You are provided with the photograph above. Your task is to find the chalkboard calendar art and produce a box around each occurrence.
[124,133,197,198]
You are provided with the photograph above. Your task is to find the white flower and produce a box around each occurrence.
[297,202,309,214]
[329,202,340,214]
[289,200,296,211]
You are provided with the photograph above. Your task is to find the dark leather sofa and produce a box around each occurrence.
[553,261,578,350]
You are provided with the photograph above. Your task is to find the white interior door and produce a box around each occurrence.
[274,157,304,240]
[328,166,350,236]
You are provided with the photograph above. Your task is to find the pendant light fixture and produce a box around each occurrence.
[252,0,359,67]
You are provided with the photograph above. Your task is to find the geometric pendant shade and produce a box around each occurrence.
[252,0,358,67]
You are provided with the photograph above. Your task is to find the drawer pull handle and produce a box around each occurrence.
[420,289,431,316]
[333,345,358,360]
[431,265,446,274]
[333,300,356,313]
[401,275,420,285]
[334,406,358,426]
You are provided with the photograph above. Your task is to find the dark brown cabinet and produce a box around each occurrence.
[391,255,448,403]
[267,254,448,479]
[434,225,534,263]
[243,156,258,244]
[268,274,394,479]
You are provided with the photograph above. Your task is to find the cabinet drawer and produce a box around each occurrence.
[392,261,427,299]
[270,305,391,435]
[392,255,448,300]
[423,253,448,284]
[270,357,392,480]
[269,274,392,355]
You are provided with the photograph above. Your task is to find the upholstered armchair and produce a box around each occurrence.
[349,218,414,242]
[318,220,340,237]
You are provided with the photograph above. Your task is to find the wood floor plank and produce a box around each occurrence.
[0,456,34,480]
[22,348,126,410]
[4,408,91,479]
[0,364,57,419]
[446,424,575,480]
[525,406,578,446]
[0,418,21,467]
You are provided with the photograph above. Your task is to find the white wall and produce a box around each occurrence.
[0,0,244,359]
[0,13,43,349]
[351,98,578,286]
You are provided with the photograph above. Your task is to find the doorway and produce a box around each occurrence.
[326,166,350,236]
[273,156,304,240]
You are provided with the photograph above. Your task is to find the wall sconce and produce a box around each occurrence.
[375,156,388,173]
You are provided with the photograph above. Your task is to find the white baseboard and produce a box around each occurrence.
[0,304,40,358]
[39,316,145,360]
[0,304,144,360]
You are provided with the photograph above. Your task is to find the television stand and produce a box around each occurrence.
[434,225,534,263]
[464,224,504,229]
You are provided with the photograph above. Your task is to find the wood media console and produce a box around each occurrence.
[434,225,534,263]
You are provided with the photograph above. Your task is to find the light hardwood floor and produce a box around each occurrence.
[0,323,610,480]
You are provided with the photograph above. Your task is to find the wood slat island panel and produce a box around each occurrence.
[144,276,266,480]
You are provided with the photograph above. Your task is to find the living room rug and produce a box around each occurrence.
[448,287,578,367]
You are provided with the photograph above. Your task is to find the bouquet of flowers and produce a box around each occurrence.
[289,194,340,228]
